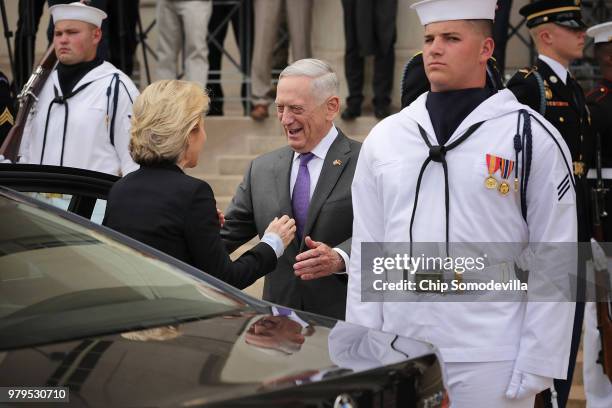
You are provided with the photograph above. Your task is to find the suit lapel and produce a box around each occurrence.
[301,131,352,242]
[274,147,294,217]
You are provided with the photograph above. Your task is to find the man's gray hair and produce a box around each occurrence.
[279,58,339,100]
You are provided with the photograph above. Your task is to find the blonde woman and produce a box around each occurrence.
[103,80,295,289]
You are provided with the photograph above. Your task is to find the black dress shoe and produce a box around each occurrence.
[374,105,391,120]
[341,107,361,120]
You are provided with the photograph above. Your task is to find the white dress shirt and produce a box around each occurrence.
[290,125,338,198]
[538,54,569,84]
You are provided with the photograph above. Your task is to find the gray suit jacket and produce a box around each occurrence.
[221,130,361,319]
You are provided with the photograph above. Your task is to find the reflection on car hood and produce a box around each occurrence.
[0,308,444,407]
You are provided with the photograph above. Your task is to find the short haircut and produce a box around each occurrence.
[279,58,339,102]
[466,19,494,38]
[129,80,209,166]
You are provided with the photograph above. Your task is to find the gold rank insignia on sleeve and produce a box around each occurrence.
[0,107,14,126]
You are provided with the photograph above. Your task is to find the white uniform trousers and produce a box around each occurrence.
[156,0,212,88]
[446,361,535,408]
[583,302,612,408]
[251,0,312,105]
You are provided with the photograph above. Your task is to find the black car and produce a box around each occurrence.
[0,164,448,407]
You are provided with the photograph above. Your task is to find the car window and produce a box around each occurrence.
[0,195,246,350]
[91,198,107,224]
[21,192,107,224]
[23,192,72,211]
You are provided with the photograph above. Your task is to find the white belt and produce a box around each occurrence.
[587,168,612,180]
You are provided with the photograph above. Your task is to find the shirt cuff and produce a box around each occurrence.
[261,232,284,258]
[333,248,349,274]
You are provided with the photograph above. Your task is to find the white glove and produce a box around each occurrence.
[505,369,553,400]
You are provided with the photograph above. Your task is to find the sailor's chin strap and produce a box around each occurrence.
[410,121,484,257]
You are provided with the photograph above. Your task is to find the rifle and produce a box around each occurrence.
[590,239,612,383]
[0,44,56,162]
[591,129,608,242]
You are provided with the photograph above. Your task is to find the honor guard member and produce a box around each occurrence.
[19,2,139,176]
[346,0,577,407]
[586,21,612,171]
[583,21,612,408]
[507,0,592,242]
[507,3,592,406]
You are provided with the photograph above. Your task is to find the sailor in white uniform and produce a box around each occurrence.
[19,2,139,176]
[346,1,578,406]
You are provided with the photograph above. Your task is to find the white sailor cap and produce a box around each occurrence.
[587,21,612,44]
[49,2,107,28]
[411,0,497,26]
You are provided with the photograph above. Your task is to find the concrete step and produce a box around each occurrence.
[186,174,242,197]
[205,116,284,139]
[218,155,255,176]
[249,136,286,155]
[337,116,381,138]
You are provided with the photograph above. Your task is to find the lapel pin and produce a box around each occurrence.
[333,159,342,166]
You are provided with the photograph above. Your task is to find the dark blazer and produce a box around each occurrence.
[103,163,277,289]
[221,129,361,320]
[507,58,593,241]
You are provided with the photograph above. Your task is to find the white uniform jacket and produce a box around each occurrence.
[20,62,139,176]
[347,89,577,380]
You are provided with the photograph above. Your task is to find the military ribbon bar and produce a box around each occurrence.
[500,158,515,179]
[486,154,501,175]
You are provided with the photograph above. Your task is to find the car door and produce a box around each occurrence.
[0,163,118,222]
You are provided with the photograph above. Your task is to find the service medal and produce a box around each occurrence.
[498,158,515,196]
[498,181,510,195]
[485,154,501,189]
[485,176,498,189]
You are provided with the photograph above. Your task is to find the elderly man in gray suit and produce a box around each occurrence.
[222,59,361,320]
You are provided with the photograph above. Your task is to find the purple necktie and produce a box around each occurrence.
[292,152,315,240]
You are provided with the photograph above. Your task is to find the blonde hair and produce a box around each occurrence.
[129,80,209,165]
